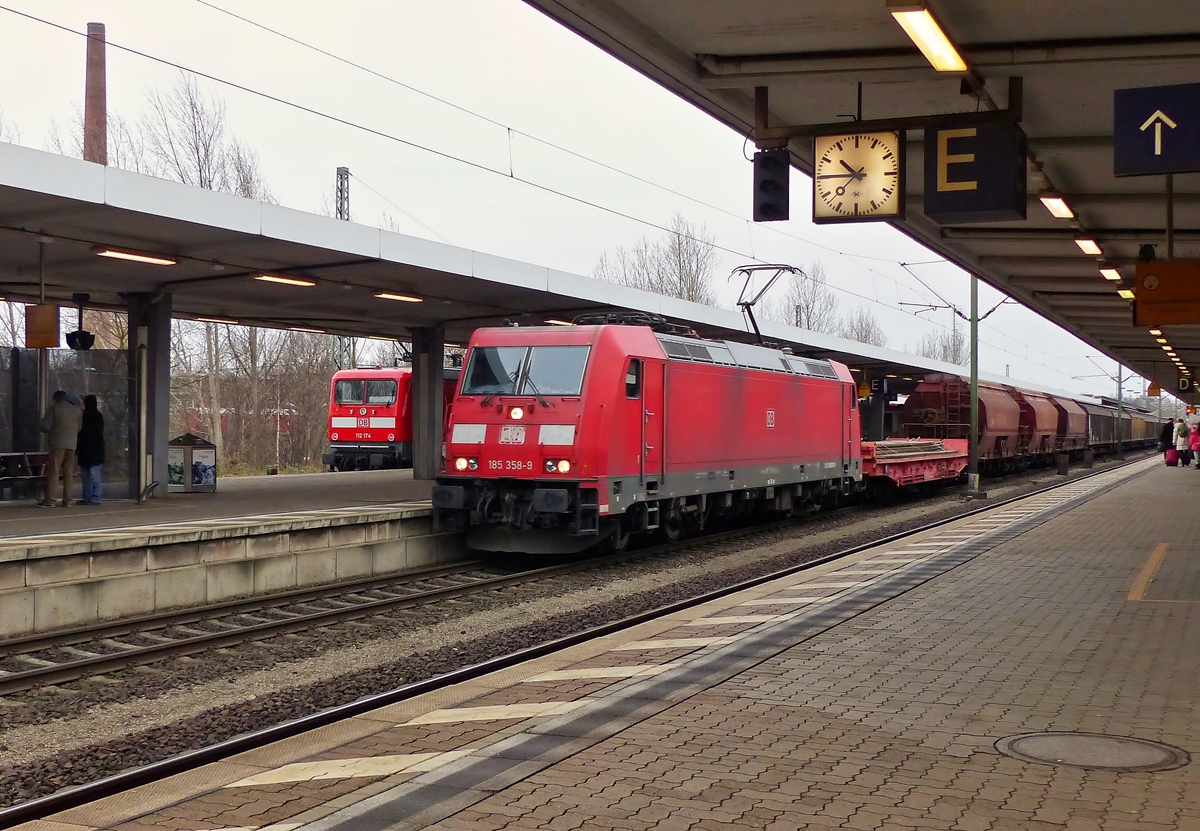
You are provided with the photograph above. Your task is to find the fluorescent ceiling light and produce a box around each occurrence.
[1075,238,1103,256]
[1157,338,1169,344]
[288,326,325,334]
[1118,288,1135,300]
[888,1,967,72]
[374,291,423,303]
[544,319,574,326]
[197,316,238,325]
[1039,192,1075,220]
[257,274,317,287]
[96,248,177,266]
[1162,345,1173,351]
[1099,268,1122,282]
[1149,329,1163,335]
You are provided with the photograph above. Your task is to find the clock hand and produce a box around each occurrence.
[839,160,866,179]
[818,173,857,180]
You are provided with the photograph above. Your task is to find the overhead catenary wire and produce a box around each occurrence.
[350,174,453,245]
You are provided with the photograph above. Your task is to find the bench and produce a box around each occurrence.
[0,452,49,500]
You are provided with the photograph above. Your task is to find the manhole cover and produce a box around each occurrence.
[996,732,1190,772]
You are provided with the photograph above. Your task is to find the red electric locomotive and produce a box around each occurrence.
[432,324,861,553]
[324,367,457,471]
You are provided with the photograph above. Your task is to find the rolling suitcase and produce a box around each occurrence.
[1166,448,1179,466]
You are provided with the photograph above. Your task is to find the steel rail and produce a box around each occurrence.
[0,561,486,655]
[0,513,797,696]
[0,455,1151,830]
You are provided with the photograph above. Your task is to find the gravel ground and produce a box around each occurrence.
[0,455,1146,808]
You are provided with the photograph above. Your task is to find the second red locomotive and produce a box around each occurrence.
[324,366,457,471]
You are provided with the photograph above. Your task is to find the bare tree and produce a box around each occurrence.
[46,106,154,174]
[916,320,967,365]
[838,305,889,347]
[660,214,717,305]
[593,238,659,294]
[143,74,228,189]
[45,112,83,158]
[593,213,717,305]
[0,301,23,346]
[762,261,840,333]
[226,139,276,202]
[0,107,21,145]
[203,323,225,461]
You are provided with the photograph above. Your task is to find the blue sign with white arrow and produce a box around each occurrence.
[1114,82,1200,176]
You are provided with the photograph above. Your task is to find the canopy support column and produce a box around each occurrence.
[127,293,172,499]
[411,327,445,481]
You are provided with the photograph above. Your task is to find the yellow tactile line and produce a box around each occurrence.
[1128,542,1169,602]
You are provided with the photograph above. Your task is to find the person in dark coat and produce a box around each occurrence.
[77,394,105,505]
[1160,418,1175,458]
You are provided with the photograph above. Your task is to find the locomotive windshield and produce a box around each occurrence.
[334,378,398,405]
[525,346,589,395]
[334,379,364,405]
[366,380,398,405]
[462,345,589,396]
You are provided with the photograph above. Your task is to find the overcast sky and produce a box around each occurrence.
[0,0,1158,400]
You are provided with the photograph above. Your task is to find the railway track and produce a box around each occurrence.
[0,561,549,697]
[0,517,795,697]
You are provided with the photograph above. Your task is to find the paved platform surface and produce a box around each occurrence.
[18,457,1199,831]
[0,470,431,539]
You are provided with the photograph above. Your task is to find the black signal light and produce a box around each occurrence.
[753,148,790,222]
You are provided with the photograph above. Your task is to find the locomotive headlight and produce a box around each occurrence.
[509,406,525,420]
[454,457,470,471]
[556,460,571,474]
[545,459,557,473]
[468,458,479,470]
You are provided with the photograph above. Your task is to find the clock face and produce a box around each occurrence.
[812,132,904,223]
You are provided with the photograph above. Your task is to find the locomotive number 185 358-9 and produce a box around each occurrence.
[488,459,534,471]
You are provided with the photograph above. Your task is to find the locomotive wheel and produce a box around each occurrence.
[609,520,631,552]
[659,516,682,544]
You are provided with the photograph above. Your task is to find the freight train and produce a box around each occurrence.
[902,374,1158,470]
[431,323,1163,554]
[323,367,458,471]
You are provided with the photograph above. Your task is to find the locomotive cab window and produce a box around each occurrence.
[462,346,526,395]
[523,346,589,396]
[366,380,398,405]
[334,379,364,405]
[625,359,641,399]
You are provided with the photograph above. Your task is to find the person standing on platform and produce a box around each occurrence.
[1160,418,1175,457]
[77,394,105,505]
[1191,423,1199,470]
[39,390,83,507]
[1175,418,1191,467]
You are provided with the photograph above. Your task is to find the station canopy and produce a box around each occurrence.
[0,140,1076,399]
[524,0,1200,401]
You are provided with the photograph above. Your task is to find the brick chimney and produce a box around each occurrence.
[83,22,107,165]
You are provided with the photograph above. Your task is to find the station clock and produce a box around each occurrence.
[812,131,905,223]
